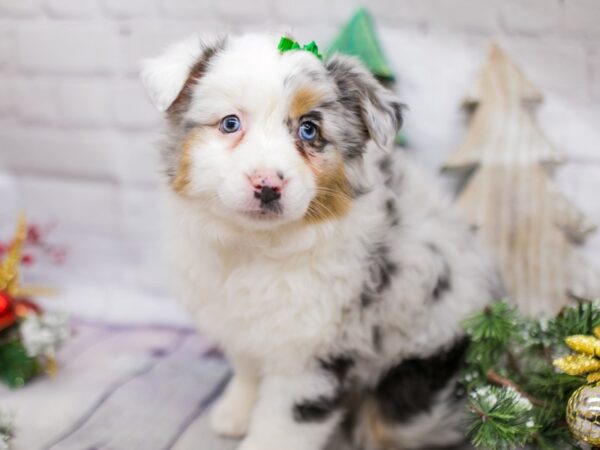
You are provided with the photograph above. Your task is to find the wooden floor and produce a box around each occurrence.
[0,321,238,450]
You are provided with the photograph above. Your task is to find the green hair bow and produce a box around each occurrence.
[278,37,322,60]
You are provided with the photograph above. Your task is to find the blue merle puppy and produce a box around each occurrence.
[140,33,498,450]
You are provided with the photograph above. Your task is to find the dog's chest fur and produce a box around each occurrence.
[165,149,494,377]
[166,190,377,371]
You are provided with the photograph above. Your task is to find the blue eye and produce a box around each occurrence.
[298,121,318,142]
[220,115,241,133]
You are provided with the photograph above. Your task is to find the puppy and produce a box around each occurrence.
[141,33,497,450]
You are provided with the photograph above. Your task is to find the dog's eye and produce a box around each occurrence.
[298,121,318,142]
[219,115,241,134]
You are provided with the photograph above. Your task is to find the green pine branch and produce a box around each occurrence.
[0,335,41,388]
[466,385,537,450]
[462,300,600,449]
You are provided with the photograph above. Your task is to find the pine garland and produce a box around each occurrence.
[462,300,600,449]
[0,335,41,388]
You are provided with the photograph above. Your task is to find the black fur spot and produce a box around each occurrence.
[293,394,342,423]
[373,244,398,293]
[433,266,452,301]
[302,110,323,122]
[372,326,383,352]
[374,337,469,423]
[361,243,398,307]
[319,355,355,383]
[378,155,393,184]
[390,101,404,130]
[339,129,368,160]
[360,291,376,308]
[385,198,400,226]
[427,243,452,301]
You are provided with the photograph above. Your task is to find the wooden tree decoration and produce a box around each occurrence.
[443,43,599,315]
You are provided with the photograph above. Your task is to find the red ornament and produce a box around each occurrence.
[0,291,10,314]
[0,291,16,330]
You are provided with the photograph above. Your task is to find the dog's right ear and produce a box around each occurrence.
[140,35,223,113]
[140,35,203,112]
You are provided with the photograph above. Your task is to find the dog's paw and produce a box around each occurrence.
[210,393,251,438]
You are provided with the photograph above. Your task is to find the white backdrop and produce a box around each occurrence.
[0,0,599,323]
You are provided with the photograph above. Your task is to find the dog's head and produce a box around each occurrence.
[141,34,402,230]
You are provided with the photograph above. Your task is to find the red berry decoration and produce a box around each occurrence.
[21,253,34,266]
[26,225,42,244]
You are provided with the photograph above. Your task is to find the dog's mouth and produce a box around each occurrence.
[240,202,283,222]
[240,196,284,220]
[239,207,284,221]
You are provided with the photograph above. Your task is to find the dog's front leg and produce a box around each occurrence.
[238,371,342,450]
[211,355,259,438]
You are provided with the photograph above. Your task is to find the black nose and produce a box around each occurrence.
[255,186,281,205]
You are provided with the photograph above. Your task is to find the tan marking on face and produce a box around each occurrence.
[303,155,352,224]
[290,86,325,119]
[171,130,200,195]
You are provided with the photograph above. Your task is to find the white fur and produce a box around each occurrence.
[211,368,258,438]
[145,34,497,450]
[140,35,204,111]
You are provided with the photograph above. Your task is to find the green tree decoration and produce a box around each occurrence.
[326,8,395,81]
[327,8,406,146]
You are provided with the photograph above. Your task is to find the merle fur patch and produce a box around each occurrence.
[361,243,399,307]
[372,326,383,352]
[378,155,394,185]
[319,355,355,383]
[433,264,452,301]
[293,394,342,423]
[325,56,402,159]
[385,198,400,227]
[373,337,469,423]
[427,243,453,301]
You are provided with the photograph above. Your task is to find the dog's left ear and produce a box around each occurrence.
[326,55,403,149]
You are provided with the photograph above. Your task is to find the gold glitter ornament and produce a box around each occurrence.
[554,330,600,383]
[566,385,600,446]
[555,330,600,445]
[0,215,27,297]
[555,354,600,377]
[566,335,600,357]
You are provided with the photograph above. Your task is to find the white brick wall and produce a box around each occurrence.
[0,0,599,322]
[16,24,121,75]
